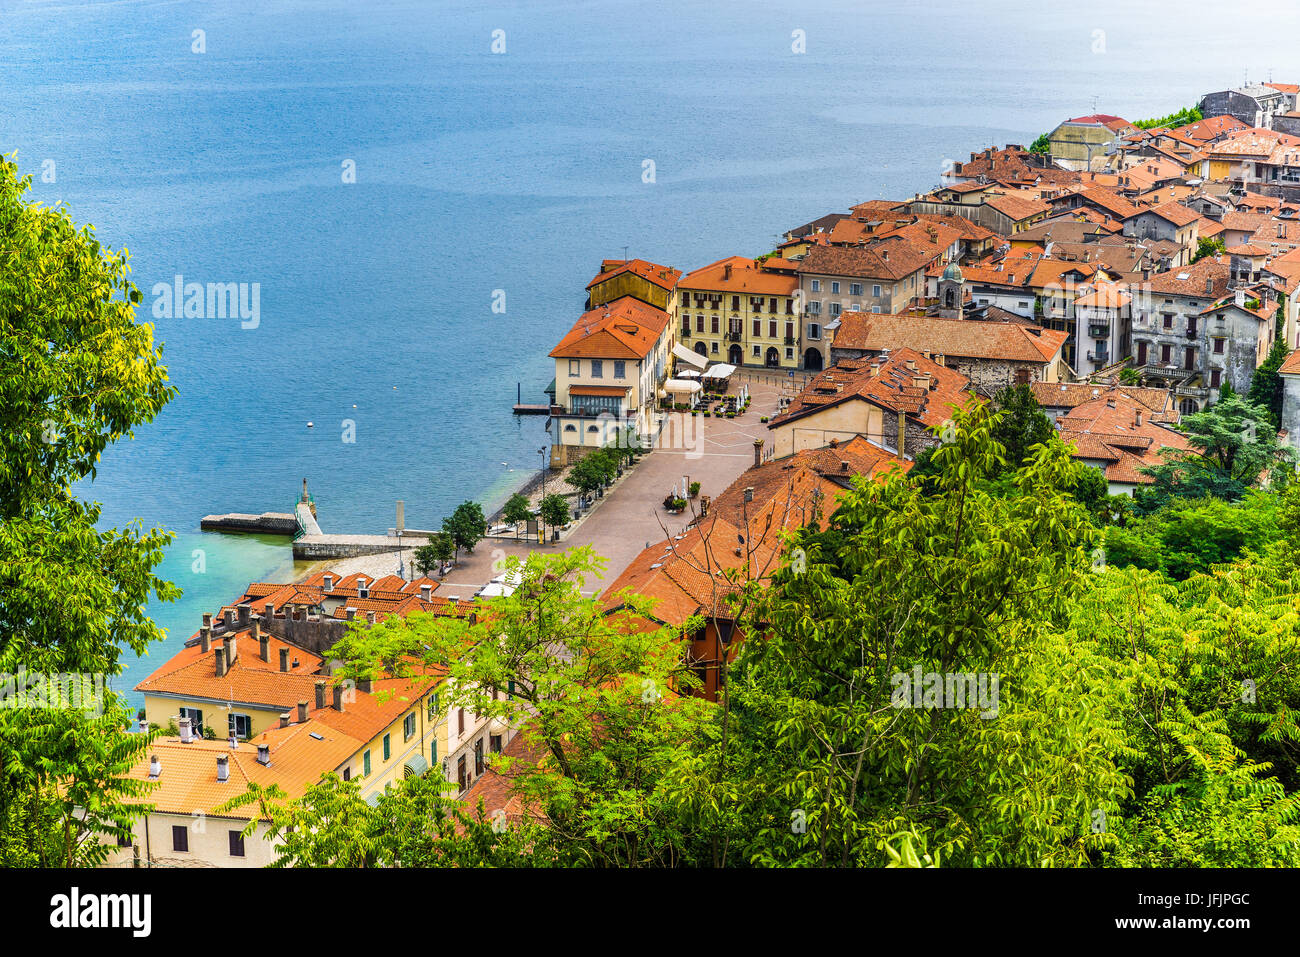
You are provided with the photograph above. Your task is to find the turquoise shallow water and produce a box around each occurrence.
[3,0,1297,704]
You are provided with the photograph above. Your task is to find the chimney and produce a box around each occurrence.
[323,573,334,591]
[257,623,268,662]
[279,712,290,729]
[753,439,763,468]
[298,700,309,723]
[357,578,368,598]
[214,646,226,678]
[345,607,357,621]
[315,681,326,711]
[840,460,850,472]
[1134,408,1142,427]
[897,413,907,456]
[723,263,733,280]
[202,612,212,629]
[256,743,270,767]
[420,584,432,601]
[223,609,235,630]
[332,684,346,712]
[148,755,161,779]
[237,603,251,627]
[358,677,373,694]
[279,647,290,672]
[366,611,376,626]
[1206,277,1213,295]
[216,754,229,783]
[264,601,275,621]
[199,626,211,653]
[1106,398,1117,409]
[225,634,237,666]
[179,716,193,743]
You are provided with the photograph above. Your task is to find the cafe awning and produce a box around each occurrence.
[703,363,736,379]
[672,343,708,369]
[569,385,630,396]
[664,379,702,394]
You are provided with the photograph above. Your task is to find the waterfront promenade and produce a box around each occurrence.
[309,371,801,597]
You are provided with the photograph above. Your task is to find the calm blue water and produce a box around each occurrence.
[3,0,1298,702]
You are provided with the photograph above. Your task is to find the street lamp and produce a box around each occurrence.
[537,447,547,499]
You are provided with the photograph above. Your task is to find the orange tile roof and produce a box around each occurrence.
[548,295,669,361]
[1057,392,1191,484]
[830,312,1070,365]
[586,258,681,292]
[796,238,934,281]
[678,255,798,296]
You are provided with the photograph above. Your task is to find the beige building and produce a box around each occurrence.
[676,255,802,370]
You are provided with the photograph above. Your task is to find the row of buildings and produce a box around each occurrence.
[545,95,1300,468]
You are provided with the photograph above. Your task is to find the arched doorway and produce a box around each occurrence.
[803,348,823,371]
[694,341,708,357]
[1179,397,1200,416]
[765,347,780,368]
[728,344,743,365]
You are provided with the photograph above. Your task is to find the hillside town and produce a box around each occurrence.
[96,85,1300,868]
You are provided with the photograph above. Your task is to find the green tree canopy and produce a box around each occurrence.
[442,500,486,557]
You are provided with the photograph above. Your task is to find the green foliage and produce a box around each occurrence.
[1192,236,1225,263]
[218,771,544,867]
[502,492,534,530]
[1104,492,1282,580]
[991,384,1056,471]
[1247,335,1290,428]
[0,156,178,865]
[332,548,714,866]
[1133,106,1203,129]
[538,493,570,530]
[413,533,454,575]
[1137,393,1296,510]
[442,500,486,557]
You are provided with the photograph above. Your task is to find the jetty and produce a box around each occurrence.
[200,512,298,535]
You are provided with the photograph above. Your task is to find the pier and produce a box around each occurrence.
[200,512,298,535]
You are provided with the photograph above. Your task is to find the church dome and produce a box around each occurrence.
[941,261,964,282]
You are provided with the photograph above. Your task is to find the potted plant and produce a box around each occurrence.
[689,481,701,498]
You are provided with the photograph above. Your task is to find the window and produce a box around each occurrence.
[363,750,371,776]
[711,316,719,334]
[403,712,416,742]
[172,826,189,853]
[507,680,515,700]
[829,303,842,317]
[872,284,881,297]
[850,282,862,296]
[786,348,794,359]
[752,345,761,357]
[613,360,625,379]
[831,281,840,294]
[179,706,203,736]
[1162,314,1173,329]
[753,319,761,337]
[1161,344,1171,363]
[769,297,778,312]
[430,736,437,762]
[785,322,794,340]
[810,279,821,292]
[711,342,718,353]
[458,708,465,734]
[228,713,250,739]
[1213,338,1224,354]
[731,296,740,311]
[808,323,820,340]
[383,733,391,761]
[696,314,704,332]
[809,300,821,315]
[769,320,777,338]
[490,734,502,754]
[457,755,468,792]
[1211,370,1222,387]
[116,831,131,847]
[228,830,245,858]
[568,359,580,377]
[590,359,603,378]
[342,766,350,781]
[474,739,484,775]
[427,693,437,720]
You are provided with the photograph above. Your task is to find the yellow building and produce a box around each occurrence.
[676,255,801,369]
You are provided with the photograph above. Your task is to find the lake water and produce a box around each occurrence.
[3,0,1297,702]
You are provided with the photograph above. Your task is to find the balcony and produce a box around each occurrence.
[680,327,692,338]
[1087,324,1110,339]
[784,335,797,345]
[725,332,742,343]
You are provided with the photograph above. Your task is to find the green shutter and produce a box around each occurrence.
[363,750,371,776]
[383,734,391,761]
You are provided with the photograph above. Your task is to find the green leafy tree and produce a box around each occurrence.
[538,493,570,531]
[1247,335,1290,427]
[502,492,533,536]
[331,548,713,866]
[1138,393,1297,509]
[991,384,1055,471]
[678,404,1128,867]
[441,500,486,558]
[1192,236,1225,263]
[1029,133,1051,155]
[413,532,454,575]
[0,156,178,865]
[566,454,609,499]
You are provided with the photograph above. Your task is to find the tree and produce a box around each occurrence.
[218,770,543,867]
[413,533,454,575]
[679,403,1127,867]
[1193,236,1225,263]
[991,383,1055,471]
[502,492,533,536]
[1247,335,1290,427]
[0,156,179,865]
[538,493,570,531]
[442,500,486,558]
[566,454,607,500]
[1138,393,1297,509]
[1029,133,1051,155]
[330,549,714,866]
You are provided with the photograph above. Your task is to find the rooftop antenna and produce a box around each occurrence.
[623,244,629,262]
[1091,94,1099,112]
